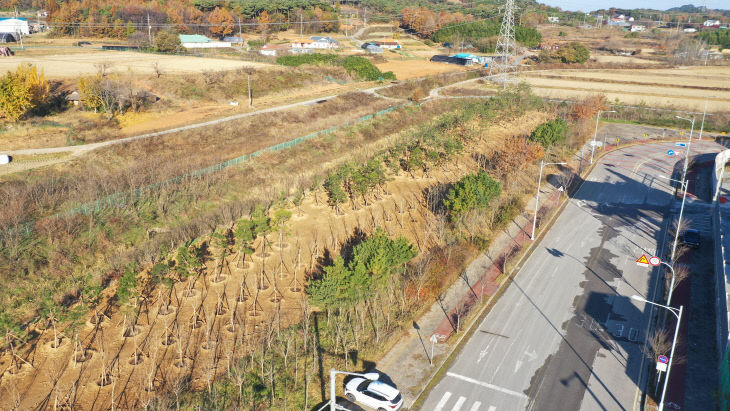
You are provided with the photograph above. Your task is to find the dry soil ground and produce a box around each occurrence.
[521,65,730,111]
[0,50,272,78]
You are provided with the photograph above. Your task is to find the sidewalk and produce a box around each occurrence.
[377,180,565,406]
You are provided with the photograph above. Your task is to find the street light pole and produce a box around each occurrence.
[658,176,688,266]
[631,296,683,411]
[697,95,716,141]
[675,115,695,188]
[532,161,567,240]
[591,110,616,164]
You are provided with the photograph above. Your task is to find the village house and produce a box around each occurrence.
[178,34,231,49]
[259,43,291,56]
[0,17,29,42]
[372,40,401,50]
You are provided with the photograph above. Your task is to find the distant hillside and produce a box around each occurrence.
[666,4,728,12]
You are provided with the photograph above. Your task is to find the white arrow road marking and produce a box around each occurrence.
[452,396,466,411]
[469,401,482,411]
[435,392,452,411]
[524,349,537,362]
[477,342,491,363]
[487,407,496,411]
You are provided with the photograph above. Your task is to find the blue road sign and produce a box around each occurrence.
[675,142,687,147]
[658,355,669,364]
[667,150,675,156]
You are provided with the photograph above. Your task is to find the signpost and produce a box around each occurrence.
[636,255,650,267]
[649,256,661,266]
[666,149,675,156]
[656,355,669,372]
[429,334,438,366]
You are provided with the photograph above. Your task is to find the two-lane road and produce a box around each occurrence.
[422,140,724,411]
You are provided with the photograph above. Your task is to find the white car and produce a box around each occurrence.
[344,377,403,411]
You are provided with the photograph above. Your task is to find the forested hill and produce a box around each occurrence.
[340,0,543,18]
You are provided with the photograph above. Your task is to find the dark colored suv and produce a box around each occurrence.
[683,229,700,248]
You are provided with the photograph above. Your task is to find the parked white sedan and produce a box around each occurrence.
[344,377,403,411]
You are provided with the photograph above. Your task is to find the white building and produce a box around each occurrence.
[704,19,721,27]
[684,27,697,33]
[0,18,29,39]
[259,43,291,56]
[178,34,231,49]
[630,25,646,32]
[547,16,559,23]
[309,36,339,49]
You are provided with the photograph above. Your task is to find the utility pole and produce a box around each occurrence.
[248,74,252,107]
[238,18,242,48]
[300,13,303,37]
[147,13,152,46]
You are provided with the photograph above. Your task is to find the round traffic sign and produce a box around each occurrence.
[667,150,675,156]
[658,355,668,364]
[649,256,661,266]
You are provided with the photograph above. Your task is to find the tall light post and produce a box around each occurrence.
[532,161,567,240]
[657,175,689,267]
[329,369,379,411]
[697,95,716,141]
[675,115,695,187]
[591,110,616,164]
[631,295,683,411]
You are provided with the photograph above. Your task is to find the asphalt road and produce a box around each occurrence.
[420,140,725,411]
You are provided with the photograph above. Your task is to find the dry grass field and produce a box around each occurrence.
[0,50,273,78]
[376,58,469,79]
[521,66,730,111]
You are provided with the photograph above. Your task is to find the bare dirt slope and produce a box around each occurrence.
[0,111,549,410]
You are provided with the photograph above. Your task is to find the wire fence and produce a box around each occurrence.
[9,103,411,236]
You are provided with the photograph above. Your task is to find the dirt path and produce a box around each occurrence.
[0,83,409,177]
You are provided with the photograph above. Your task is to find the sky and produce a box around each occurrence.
[539,1,727,12]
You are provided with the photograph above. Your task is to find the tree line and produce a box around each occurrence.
[699,29,730,50]
[276,53,396,81]
[46,0,339,39]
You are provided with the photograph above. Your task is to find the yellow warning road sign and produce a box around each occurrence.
[636,254,650,267]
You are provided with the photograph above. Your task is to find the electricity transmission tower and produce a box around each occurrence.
[491,0,517,87]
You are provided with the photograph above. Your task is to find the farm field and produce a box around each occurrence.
[0,50,273,78]
[376,58,469,79]
[521,65,730,111]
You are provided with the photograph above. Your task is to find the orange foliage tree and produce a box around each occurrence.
[207,7,234,39]
[492,135,545,178]
[571,95,607,121]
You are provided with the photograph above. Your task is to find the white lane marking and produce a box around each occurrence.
[452,396,466,411]
[487,407,496,411]
[446,372,528,399]
[435,391,452,411]
[514,360,523,373]
[470,401,482,411]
